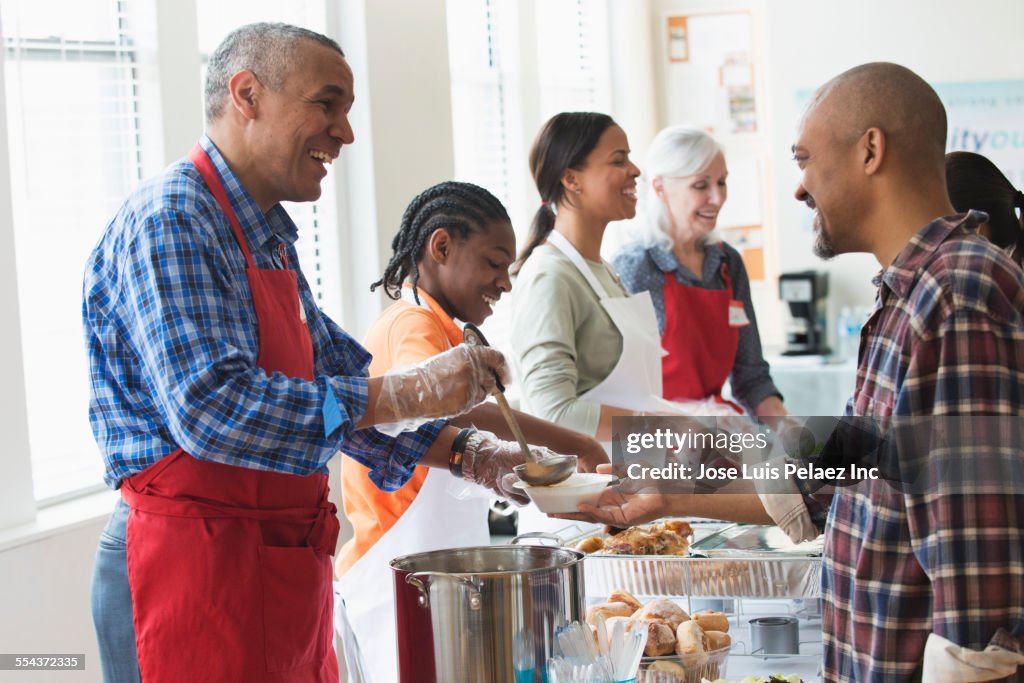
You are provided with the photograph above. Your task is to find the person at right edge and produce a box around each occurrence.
[567,62,1024,681]
[946,150,1024,266]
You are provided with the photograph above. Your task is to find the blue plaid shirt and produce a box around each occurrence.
[83,135,443,491]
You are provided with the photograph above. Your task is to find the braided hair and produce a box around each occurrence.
[371,181,511,303]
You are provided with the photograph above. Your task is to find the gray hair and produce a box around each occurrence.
[638,126,722,248]
[204,22,344,123]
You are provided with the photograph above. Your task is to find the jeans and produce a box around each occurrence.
[90,498,141,683]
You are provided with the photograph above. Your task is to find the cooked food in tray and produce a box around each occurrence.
[575,519,694,556]
[565,521,824,599]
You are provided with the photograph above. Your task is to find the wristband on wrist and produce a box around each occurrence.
[449,427,477,478]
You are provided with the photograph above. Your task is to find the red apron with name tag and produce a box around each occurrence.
[120,144,338,682]
[660,247,745,412]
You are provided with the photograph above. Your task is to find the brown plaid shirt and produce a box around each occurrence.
[819,213,1024,682]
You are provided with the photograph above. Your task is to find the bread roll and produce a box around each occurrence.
[606,589,642,612]
[642,620,676,656]
[585,601,633,626]
[675,620,708,668]
[692,609,730,633]
[632,598,689,631]
[576,536,604,553]
[703,629,731,651]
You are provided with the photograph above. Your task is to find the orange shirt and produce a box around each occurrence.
[334,287,463,578]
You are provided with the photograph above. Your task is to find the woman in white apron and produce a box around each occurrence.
[509,113,694,534]
[334,181,607,683]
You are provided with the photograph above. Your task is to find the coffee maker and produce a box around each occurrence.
[778,271,829,355]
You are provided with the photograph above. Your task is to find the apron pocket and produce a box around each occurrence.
[258,544,329,673]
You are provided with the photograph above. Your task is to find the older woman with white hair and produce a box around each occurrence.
[611,126,785,419]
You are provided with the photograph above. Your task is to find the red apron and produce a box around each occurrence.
[660,247,746,411]
[120,144,339,682]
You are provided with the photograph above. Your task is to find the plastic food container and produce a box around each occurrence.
[636,644,731,682]
[512,473,614,513]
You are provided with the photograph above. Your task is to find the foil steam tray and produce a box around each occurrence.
[554,521,823,600]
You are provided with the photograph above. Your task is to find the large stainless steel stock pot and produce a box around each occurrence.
[391,543,585,682]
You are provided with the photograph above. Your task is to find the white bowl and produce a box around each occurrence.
[512,472,615,514]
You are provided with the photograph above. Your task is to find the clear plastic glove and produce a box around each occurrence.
[374,344,509,434]
[463,430,566,506]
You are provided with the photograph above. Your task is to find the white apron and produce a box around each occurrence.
[334,292,491,683]
[545,231,667,412]
[518,231,672,535]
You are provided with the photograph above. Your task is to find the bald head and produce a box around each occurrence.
[807,62,947,173]
[793,62,956,266]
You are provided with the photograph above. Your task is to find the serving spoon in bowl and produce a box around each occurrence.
[462,323,577,486]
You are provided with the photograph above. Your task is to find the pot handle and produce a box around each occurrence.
[511,531,563,546]
[405,571,482,610]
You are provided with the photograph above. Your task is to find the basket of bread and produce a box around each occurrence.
[586,590,731,683]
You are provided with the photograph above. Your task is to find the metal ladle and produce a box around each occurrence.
[462,323,577,486]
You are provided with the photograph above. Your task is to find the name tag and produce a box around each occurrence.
[729,300,750,327]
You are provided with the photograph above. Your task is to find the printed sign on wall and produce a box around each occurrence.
[939,80,1024,187]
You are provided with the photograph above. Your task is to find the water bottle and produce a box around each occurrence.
[836,307,856,360]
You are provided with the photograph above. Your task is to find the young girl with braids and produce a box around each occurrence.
[333,180,606,683]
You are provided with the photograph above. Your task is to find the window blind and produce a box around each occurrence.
[446,0,512,209]
[445,0,611,361]
[535,0,610,119]
[1,0,147,501]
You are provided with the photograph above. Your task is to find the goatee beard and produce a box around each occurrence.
[812,221,837,260]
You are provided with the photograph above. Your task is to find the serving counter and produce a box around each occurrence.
[518,520,826,682]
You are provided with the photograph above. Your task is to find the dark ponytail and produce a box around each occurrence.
[371,181,511,302]
[511,112,616,275]
[946,151,1024,266]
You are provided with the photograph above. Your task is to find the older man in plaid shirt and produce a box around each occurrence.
[790,62,1024,682]
[83,23,535,683]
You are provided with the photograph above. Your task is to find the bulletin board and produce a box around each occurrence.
[663,11,758,136]
[662,10,767,281]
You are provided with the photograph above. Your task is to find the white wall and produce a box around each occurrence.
[0,518,106,682]
[763,0,1024,338]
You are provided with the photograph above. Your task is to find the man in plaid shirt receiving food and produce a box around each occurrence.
[784,60,1024,682]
